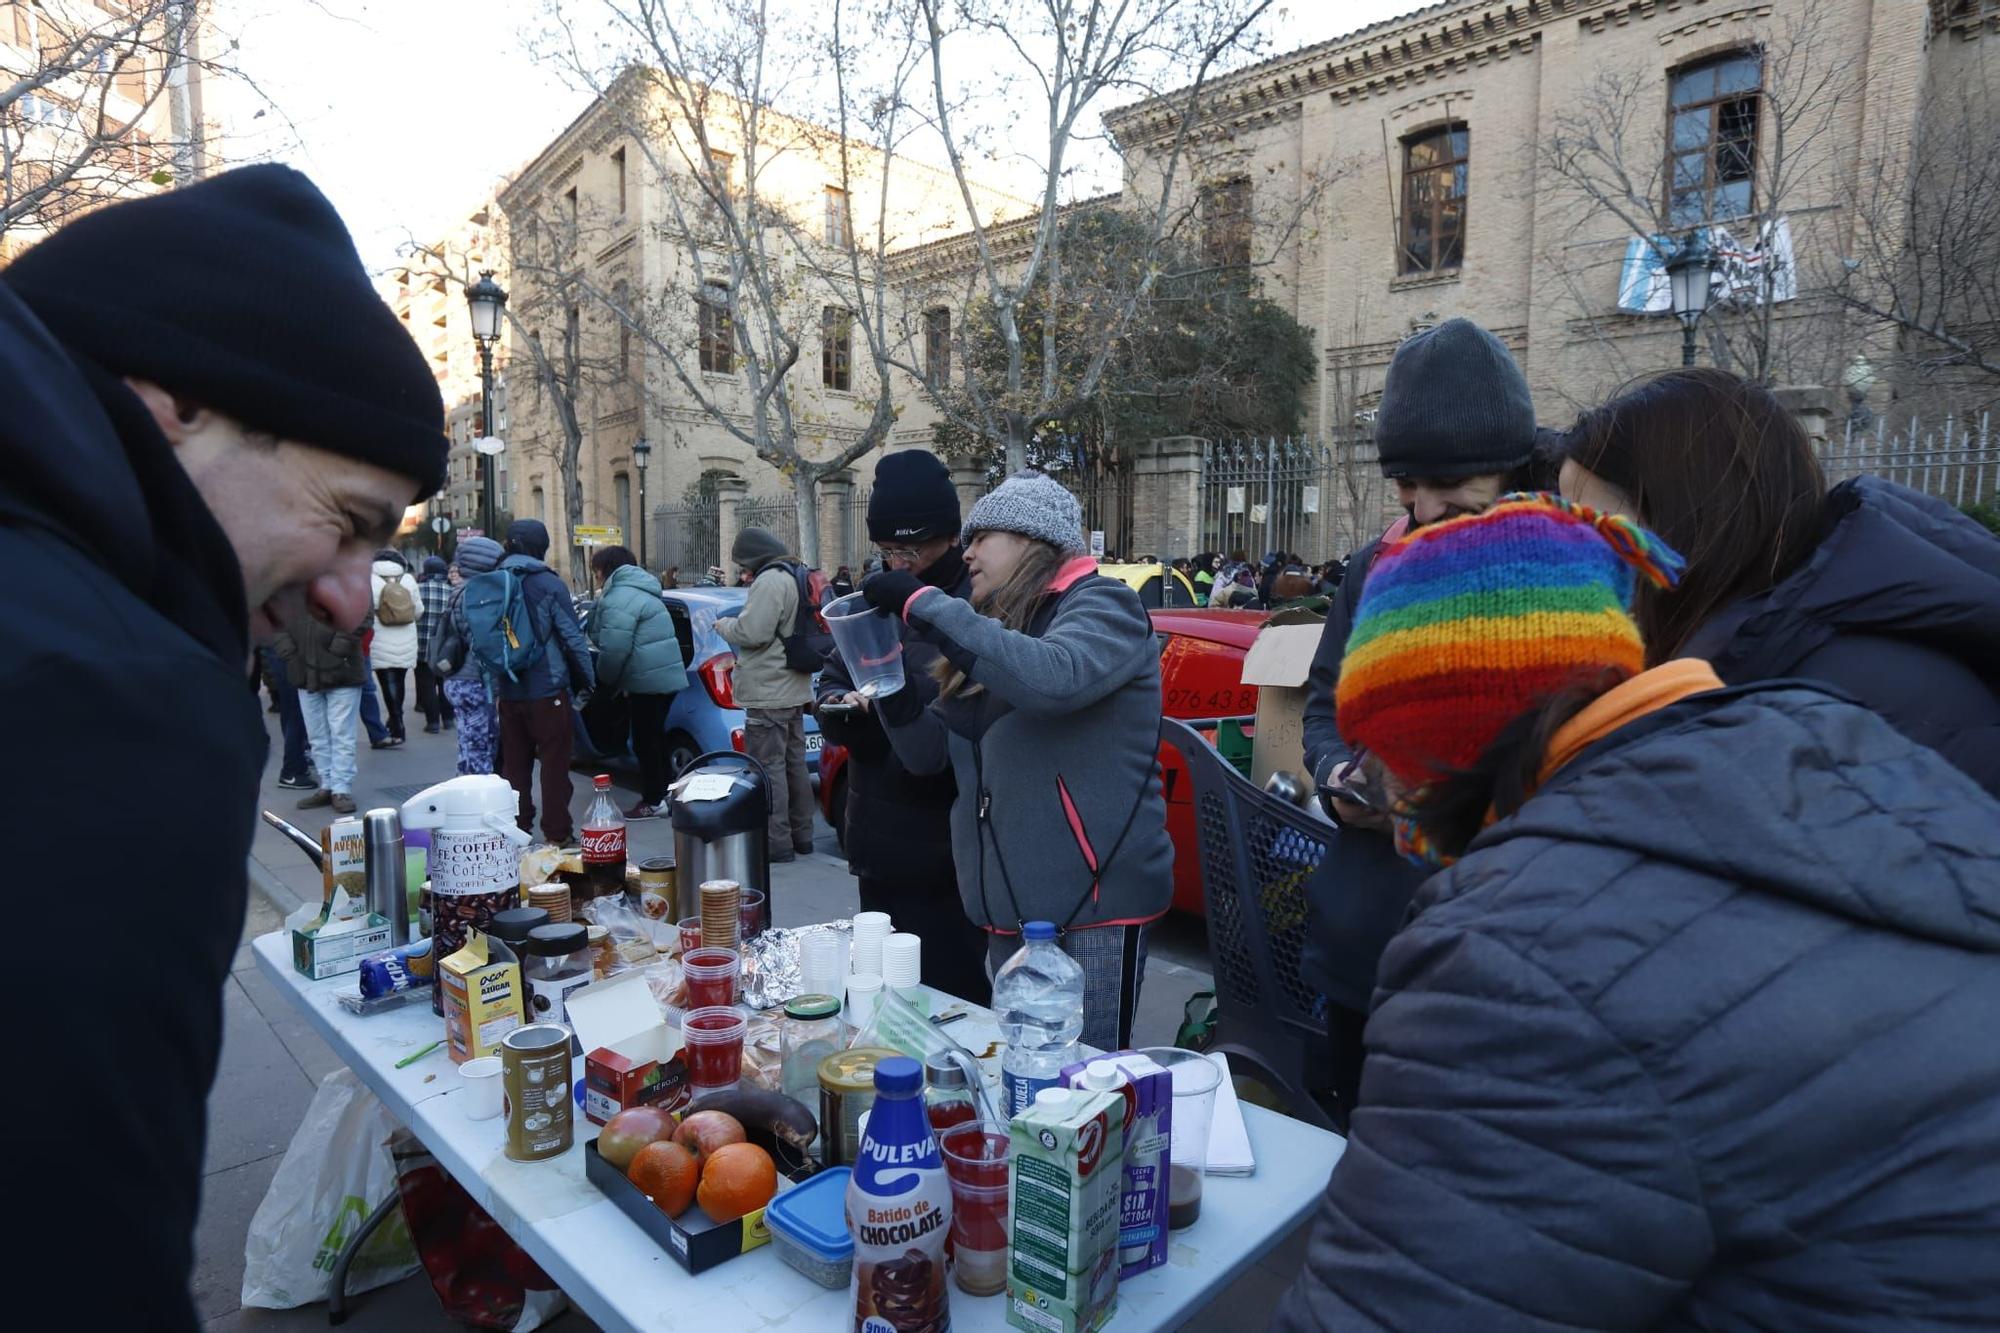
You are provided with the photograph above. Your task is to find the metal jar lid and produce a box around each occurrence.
[923,1049,969,1089]
[818,1046,898,1093]
[526,922,589,957]
[785,994,841,1022]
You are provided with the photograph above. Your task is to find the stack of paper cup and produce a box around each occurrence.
[801,930,842,1001]
[881,933,922,995]
[699,879,742,952]
[851,911,893,977]
[846,972,884,1026]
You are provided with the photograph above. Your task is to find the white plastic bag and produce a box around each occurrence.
[241,1068,420,1308]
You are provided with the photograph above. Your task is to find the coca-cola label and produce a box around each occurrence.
[581,827,626,863]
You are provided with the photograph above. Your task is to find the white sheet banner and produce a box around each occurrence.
[1617,217,1796,314]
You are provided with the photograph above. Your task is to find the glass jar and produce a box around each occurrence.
[923,1049,979,1134]
[781,994,845,1106]
[522,922,591,1026]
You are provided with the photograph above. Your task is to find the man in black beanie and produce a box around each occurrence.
[1293,317,1549,1125]
[0,164,443,1329]
[817,449,989,1003]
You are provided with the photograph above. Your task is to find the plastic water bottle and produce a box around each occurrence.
[994,921,1085,1118]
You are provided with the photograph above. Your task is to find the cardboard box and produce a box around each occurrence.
[583,1140,805,1275]
[1063,1051,1172,1280]
[440,932,524,1064]
[288,898,393,980]
[1238,607,1327,789]
[567,970,690,1125]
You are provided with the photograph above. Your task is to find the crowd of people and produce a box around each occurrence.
[7,161,1997,1328]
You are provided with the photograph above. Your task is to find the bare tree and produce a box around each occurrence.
[1535,0,1852,396]
[513,0,939,566]
[914,0,1281,474]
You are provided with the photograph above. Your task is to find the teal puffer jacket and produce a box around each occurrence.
[588,565,689,696]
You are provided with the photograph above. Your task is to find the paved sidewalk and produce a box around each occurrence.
[196,709,1307,1329]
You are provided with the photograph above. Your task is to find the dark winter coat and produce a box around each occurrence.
[816,546,971,885]
[1275,681,2000,1330]
[273,605,372,691]
[492,552,595,702]
[1683,475,2000,797]
[0,284,265,1330]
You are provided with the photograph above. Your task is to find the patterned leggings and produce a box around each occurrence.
[442,677,498,775]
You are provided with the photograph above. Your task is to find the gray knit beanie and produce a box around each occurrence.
[961,472,1087,556]
[731,525,790,570]
[1374,318,1537,481]
[453,535,503,574]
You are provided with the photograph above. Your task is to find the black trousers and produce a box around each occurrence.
[374,668,408,740]
[414,662,455,728]
[860,876,992,1008]
[628,692,672,805]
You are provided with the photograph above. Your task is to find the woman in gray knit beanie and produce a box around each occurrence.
[439,535,504,775]
[855,471,1171,1052]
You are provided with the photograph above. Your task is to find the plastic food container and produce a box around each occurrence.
[764,1167,854,1289]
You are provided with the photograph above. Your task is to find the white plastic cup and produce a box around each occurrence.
[459,1055,504,1121]
[851,911,892,977]
[881,932,922,993]
[846,971,884,1026]
[822,593,906,698]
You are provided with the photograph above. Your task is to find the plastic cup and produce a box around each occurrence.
[739,889,767,941]
[677,916,703,956]
[881,932,922,993]
[845,972,883,1026]
[851,911,892,977]
[940,1119,1010,1295]
[1138,1047,1222,1230]
[683,947,741,1008]
[801,930,841,999]
[822,593,906,698]
[682,1006,747,1093]
[459,1056,503,1121]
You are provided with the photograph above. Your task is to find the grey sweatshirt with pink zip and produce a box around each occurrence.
[878,565,1173,935]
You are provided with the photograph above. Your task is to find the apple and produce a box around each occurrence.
[672,1109,746,1168]
[596,1105,678,1172]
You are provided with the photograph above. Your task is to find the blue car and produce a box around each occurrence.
[572,585,821,783]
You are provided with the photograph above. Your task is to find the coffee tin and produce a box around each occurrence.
[817,1046,897,1168]
[636,856,677,924]
[501,1023,575,1162]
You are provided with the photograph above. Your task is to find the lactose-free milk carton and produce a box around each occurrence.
[1006,1086,1124,1333]
[1063,1051,1171,1279]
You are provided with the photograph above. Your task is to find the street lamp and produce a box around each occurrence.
[1664,233,1716,368]
[631,436,652,570]
[465,269,508,535]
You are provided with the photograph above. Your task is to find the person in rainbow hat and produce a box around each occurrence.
[1275,494,2000,1329]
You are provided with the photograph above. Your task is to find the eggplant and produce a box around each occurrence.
[686,1087,820,1175]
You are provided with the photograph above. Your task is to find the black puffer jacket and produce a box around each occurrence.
[1276,681,2000,1330]
[815,547,970,884]
[1684,475,2000,796]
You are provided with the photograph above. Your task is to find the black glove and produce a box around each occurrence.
[860,569,924,616]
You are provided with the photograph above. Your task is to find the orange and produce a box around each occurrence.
[627,1140,699,1217]
[696,1142,778,1222]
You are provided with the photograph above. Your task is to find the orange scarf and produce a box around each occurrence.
[1536,658,1725,788]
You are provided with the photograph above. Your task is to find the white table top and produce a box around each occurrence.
[254,931,1343,1331]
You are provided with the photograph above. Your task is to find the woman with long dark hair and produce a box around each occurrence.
[1560,367,2000,793]
[1275,494,2000,1328]
[862,473,1171,1051]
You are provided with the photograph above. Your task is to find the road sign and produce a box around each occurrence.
[458,527,483,539]
[574,525,622,546]
[472,435,506,456]
[430,516,453,534]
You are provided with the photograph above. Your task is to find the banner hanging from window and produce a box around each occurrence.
[1617,217,1797,314]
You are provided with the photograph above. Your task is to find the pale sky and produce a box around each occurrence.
[216,0,1413,273]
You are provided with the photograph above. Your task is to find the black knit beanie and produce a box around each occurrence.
[505,518,551,560]
[731,525,789,569]
[0,164,446,497]
[868,450,960,544]
[1374,318,1536,481]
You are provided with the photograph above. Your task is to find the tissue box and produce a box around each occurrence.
[288,900,393,980]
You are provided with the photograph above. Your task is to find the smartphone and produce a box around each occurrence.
[817,700,859,720]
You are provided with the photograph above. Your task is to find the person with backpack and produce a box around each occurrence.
[715,526,818,862]
[484,519,595,843]
[865,473,1172,1050]
[368,547,420,745]
[413,554,456,734]
[586,544,688,819]
[435,536,503,776]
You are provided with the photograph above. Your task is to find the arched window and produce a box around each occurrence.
[1667,51,1762,225]
[1399,125,1468,274]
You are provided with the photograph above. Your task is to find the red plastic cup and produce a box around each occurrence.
[739,889,767,941]
[940,1119,1010,1295]
[683,947,740,1008]
[677,916,702,956]
[681,1007,747,1093]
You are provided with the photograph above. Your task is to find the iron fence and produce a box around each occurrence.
[1197,436,1396,564]
[653,497,719,581]
[1819,412,1997,511]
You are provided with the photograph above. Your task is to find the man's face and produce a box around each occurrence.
[876,535,953,575]
[1392,473,1510,527]
[132,380,421,642]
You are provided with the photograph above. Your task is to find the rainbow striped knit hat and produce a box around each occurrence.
[1336,493,1686,792]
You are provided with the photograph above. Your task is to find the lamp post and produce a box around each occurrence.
[631,436,652,569]
[1664,233,1716,368]
[465,269,508,535]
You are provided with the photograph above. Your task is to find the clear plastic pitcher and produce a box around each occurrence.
[822,592,906,698]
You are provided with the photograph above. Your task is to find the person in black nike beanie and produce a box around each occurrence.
[0,164,441,1332]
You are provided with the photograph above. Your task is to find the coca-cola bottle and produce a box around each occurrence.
[580,775,627,899]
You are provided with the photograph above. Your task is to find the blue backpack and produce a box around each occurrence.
[459,568,547,682]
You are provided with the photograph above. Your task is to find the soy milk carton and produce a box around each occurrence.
[1007,1086,1124,1333]
[846,1055,953,1333]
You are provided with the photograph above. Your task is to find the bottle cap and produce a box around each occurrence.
[1022,921,1057,942]
[1082,1061,1122,1091]
[593,774,611,789]
[874,1054,923,1098]
[1034,1087,1073,1108]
